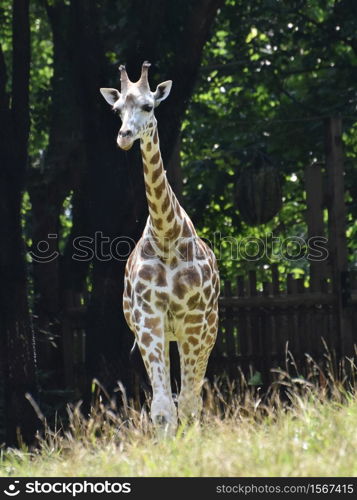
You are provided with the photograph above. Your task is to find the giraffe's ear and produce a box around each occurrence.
[153,80,172,106]
[100,88,121,106]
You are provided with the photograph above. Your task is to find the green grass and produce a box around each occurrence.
[1,365,357,477]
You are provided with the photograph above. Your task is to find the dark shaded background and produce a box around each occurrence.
[0,0,356,445]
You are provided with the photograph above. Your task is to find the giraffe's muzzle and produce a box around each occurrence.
[117,130,134,151]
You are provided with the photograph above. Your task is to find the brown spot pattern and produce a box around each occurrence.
[172,267,201,299]
[185,325,201,335]
[156,291,169,302]
[178,241,194,262]
[147,198,158,213]
[161,194,170,212]
[170,301,183,313]
[207,312,216,326]
[154,178,166,198]
[152,167,162,184]
[149,353,159,363]
[165,220,180,240]
[145,182,152,196]
[135,282,146,294]
[150,151,160,165]
[142,302,154,314]
[133,309,142,323]
[155,301,165,311]
[185,313,204,324]
[182,219,192,237]
[201,263,212,282]
[166,207,175,223]
[152,217,163,230]
[141,332,153,347]
[138,265,153,281]
[203,285,212,300]
[186,292,200,309]
[144,317,161,330]
[156,263,167,287]
[170,256,178,269]
[141,239,155,258]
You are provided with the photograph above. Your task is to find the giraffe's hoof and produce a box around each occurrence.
[154,414,168,427]
[179,415,196,426]
[153,414,177,439]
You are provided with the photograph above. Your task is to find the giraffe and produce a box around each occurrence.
[100,61,220,433]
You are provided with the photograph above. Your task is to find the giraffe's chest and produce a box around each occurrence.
[124,235,219,325]
[127,255,216,315]
[130,257,207,296]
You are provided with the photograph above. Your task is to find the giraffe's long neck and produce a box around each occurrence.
[140,121,194,245]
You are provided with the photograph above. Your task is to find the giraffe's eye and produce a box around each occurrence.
[142,104,153,112]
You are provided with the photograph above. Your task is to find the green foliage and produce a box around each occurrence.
[182,0,357,280]
[29,1,53,157]
[0,1,12,92]
[21,191,32,250]
[59,191,73,253]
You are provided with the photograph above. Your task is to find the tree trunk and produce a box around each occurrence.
[29,0,89,390]
[0,0,40,446]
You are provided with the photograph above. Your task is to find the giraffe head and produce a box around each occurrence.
[100,61,172,150]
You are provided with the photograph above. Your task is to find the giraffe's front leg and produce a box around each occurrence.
[177,307,218,423]
[135,316,177,434]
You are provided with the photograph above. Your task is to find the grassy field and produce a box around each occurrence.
[1,362,357,478]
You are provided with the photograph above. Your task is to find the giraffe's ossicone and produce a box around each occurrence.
[100,62,220,434]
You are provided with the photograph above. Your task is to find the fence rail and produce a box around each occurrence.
[209,266,357,384]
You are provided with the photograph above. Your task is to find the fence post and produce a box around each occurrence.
[248,270,260,379]
[223,280,236,360]
[305,162,328,291]
[62,290,75,390]
[236,275,249,370]
[262,281,273,383]
[325,116,354,357]
[286,274,299,356]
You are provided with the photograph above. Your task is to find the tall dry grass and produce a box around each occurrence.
[1,347,356,477]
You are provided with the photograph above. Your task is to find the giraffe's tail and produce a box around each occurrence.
[130,338,138,357]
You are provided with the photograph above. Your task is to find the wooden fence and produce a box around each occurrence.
[62,265,357,391]
[210,266,357,384]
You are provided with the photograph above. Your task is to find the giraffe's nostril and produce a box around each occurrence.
[119,129,133,138]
